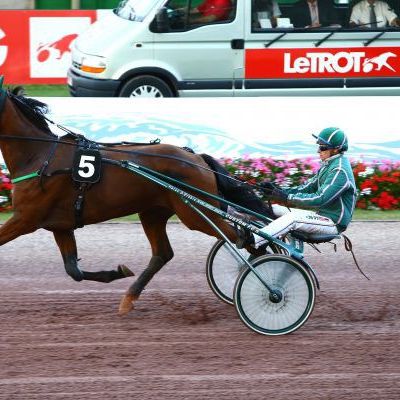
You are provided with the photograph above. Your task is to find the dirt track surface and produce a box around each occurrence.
[0,221,399,399]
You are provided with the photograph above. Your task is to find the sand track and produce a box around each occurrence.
[0,221,399,399]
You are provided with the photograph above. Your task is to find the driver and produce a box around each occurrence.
[254,127,357,246]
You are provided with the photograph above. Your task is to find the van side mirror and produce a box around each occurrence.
[152,7,170,33]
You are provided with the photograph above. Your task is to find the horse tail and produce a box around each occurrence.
[200,154,274,219]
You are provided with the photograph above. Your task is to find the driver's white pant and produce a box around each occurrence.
[255,204,338,245]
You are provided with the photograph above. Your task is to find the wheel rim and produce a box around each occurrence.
[235,257,315,335]
[208,242,249,304]
[130,85,163,98]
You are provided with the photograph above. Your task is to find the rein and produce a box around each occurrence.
[0,89,271,199]
[11,171,40,184]
[0,133,267,191]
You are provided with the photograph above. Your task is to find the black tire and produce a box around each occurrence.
[119,75,174,98]
[234,254,316,335]
[206,240,281,305]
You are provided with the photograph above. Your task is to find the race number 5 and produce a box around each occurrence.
[72,149,102,183]
[78,155,96,178]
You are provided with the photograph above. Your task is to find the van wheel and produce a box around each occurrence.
[119,75,174,98]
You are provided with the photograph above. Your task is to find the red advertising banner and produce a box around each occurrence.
[245,47,400,79]
[0,10,96,84]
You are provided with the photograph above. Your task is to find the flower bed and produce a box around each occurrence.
[0,166,12,212]
[353,160,400,210]
[1,158,399,211]
[221,156,320,189]
[220,157,400,211]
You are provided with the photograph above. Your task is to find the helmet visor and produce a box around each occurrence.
[312,133,333,147]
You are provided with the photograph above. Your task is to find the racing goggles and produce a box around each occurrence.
[312,134,334,151]
[318,145,331,152]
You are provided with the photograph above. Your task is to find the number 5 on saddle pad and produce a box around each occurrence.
[72,149,102,183]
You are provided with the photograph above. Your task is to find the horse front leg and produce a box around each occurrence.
[53,230,134,283]
[119,255,167,315]
[119,207,174,315]
[0,215,37,246]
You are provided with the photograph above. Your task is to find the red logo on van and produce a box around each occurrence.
[245,47,400,79]
[36,33,78,62]
[363,52,396,72]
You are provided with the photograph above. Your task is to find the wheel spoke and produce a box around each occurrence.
[235,255,315,335]
[131,85,162,98]
[207,241,250,304]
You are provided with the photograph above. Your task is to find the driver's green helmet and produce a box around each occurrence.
[313,127,348,152]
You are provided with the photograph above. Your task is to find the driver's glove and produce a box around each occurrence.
[271,188,288,202]
[259,181,277,195]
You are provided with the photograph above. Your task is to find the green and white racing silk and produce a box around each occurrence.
[286,154,357,232]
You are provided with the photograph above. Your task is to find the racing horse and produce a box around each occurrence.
[0,82,273,315]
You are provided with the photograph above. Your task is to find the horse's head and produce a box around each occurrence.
[0,76,53,136]
[0,76,58,176]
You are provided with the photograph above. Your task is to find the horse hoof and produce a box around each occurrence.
[118,294,135,315]
[117,264,135,278]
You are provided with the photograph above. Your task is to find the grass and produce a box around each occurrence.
[0,210,399,223]
[353,209,400,220]
[20,85,70,97]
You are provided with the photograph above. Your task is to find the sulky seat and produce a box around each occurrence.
[289,231,342,244]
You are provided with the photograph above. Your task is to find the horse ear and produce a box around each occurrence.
[13,86,26,96]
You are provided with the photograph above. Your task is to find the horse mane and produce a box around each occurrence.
[7,86,55,136]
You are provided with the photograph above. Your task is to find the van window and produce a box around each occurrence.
[157,0,236,31]
[115,0,158,22]
[252,0,400,32]
[252,0,283,29]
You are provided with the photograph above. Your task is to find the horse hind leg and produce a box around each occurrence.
[119,207,174,315]
[53,230,134,283]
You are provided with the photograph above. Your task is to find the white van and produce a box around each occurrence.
[67,0,400,97]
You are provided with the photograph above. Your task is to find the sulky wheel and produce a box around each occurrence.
[206,240,251,305]
[206,239,281,305]
[233,254,316,335]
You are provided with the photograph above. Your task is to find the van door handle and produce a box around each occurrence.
[231,39,244,49]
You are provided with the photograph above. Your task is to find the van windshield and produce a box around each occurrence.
[115,0,158,21]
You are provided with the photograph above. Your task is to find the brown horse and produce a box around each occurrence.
[0,84,273,315]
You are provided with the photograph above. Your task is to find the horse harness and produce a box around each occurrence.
[1,122,252,230]
[67,135,167,227]
[1,94,255,229]
[11,132,165,228]
[1,87,275,230]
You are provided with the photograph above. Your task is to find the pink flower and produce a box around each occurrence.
[378,165,390,173]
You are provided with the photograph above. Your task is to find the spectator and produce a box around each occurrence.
[349,0,400,28]
[291,0,340,28]
[190,0,232,24]
[252,0,282,29]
